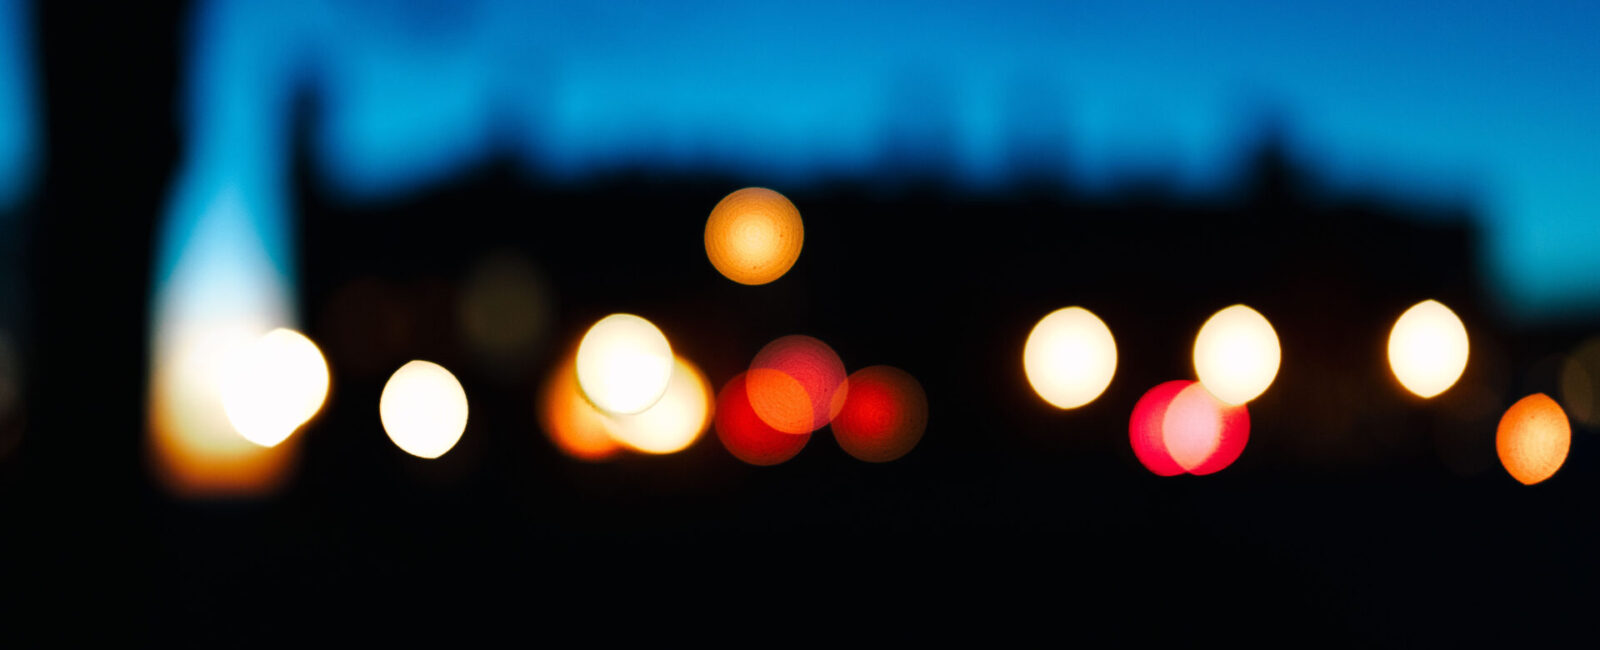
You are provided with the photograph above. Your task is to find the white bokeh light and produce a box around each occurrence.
[379,360,469,459]
[1193,304,1280,405]
[1387,299,1469,399]
[1023,307,1118,409]
[576,313,674,415]
[221,328,330,447]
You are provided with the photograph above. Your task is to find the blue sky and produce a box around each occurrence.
[146,0,1600,320]
[0,0,35,211]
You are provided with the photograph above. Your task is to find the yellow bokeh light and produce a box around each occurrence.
[1496,393,1570,486]
[1386,300,1469,399]
[704,187,804,285]
[220,328,330,447]
[602,357,712,455]
[1193,304,1280,405]
[576,313,674,415]
[1023,306,1117,409]
[379,360,469,459]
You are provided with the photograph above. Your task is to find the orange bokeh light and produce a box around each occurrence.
[1496,393,1570,486]
[831,366,927,463]
[704,187,804,285]
[715,372,810,466]
[538,352,622,462]
[747,335,847,434]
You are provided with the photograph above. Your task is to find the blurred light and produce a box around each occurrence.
[704,187,804,286]
[831,366,927,463]
[1162,382,1249,475]
[146,188,300,498]
[747,335,848,434]
[576,314,673,415]
[1496,393,1570,485]
[379,360,469,459]
[714,372,810,466]
[1193,304,1280,405]
[602,357,712,455]
[1559,337,1600,428]
[457,251,553,376]
[1387,300,1469,399]
[1128,380,1191,477]
[537,352,622,462]
[147,321,300,497]
[220,328,329,447]
[1023,306,1117,409]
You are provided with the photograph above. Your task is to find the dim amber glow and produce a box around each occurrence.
[576,313,674,415]
[1496,393,1570,485]
[458,251,553,371]
[602,357,712,455]
[831,366,927,463]
[716,372,811,466]
[1023,306,1117,409]
[537,352,622,462]
[220,328,329,447]
[747,335,848,434]
[1193,304,1280,405]
[379,360,469,459]
[1387,299,1469,398]
[1559,337,1600,428]
[704,187,804,285]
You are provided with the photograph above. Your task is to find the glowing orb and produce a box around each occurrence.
[715,372,810,466]
[602,357,712,455]
[220,328,330,447]
[1387,299,1469,399]
[537,352,622,462]
[1496,393,1570,485]
[747,335,848,434]
[1128,380,1191,476]
[148,322,300,498]
[1023,306,1117,409]
[831,366,928,463]
[1162,382,1249,475]
[576,313,674,415]
[1193,304,1280,405]
[704,187,804,285]
[379,360,469,459]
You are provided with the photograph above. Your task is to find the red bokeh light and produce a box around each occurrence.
[715,372,810,466]
[1163,382,1249,475]
[1128,380,1190,476]
[747,335,848,434]
[1128,380,1249,476]
[831,365,927,463]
